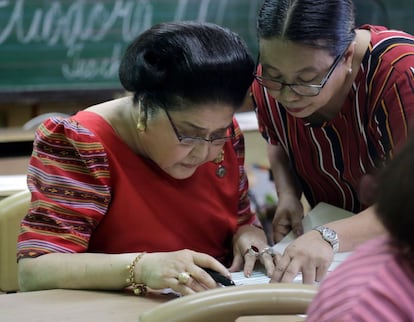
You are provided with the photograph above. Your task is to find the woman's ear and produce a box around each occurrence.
[344,41,356,72]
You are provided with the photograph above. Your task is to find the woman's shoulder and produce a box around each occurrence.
[357,24,414,87]
[358,24,414,38]
[34,112,111,166]
[38,112,104,143]
[359,24,414,51]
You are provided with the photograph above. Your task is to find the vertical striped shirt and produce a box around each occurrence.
[252,25,414,212]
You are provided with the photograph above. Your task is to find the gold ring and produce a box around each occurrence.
[244,245,260,257]
[177,271,191,284]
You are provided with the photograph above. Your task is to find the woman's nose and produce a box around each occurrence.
[278,85,301,102]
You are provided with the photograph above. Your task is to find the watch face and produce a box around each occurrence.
[323,229,336,241]
[314,226,339,253]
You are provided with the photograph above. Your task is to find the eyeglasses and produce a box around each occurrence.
[164,109,234,146]
[254,45,348,97]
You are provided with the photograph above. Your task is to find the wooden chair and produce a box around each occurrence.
[0,190,31,292]
[139,283,317,322]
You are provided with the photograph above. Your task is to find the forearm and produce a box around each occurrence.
[267,144,302,200]
[18,252,138,292]
[326,206,386,252]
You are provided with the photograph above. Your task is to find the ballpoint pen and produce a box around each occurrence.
[203,268,235,286]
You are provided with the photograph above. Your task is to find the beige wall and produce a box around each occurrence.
[243,130,268,167]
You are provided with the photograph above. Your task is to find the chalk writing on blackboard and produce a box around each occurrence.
[0,0,261,91]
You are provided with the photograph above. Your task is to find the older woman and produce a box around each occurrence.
[17,21,274,296]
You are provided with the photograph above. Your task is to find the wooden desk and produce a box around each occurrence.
[0,289,305,322]
[0,289,173,321]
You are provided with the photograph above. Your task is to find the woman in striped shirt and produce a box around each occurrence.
[252,0,414,284]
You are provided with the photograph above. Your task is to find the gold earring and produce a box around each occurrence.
[136,121,145,131]
[136,100,147,132]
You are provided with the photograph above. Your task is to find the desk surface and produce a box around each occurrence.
[1,202,347,322]
[0,289,304,322]
[0,289,172,322]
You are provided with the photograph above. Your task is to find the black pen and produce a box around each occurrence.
[203,268,235,286]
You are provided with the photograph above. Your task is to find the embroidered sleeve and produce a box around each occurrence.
[17,117,111,260]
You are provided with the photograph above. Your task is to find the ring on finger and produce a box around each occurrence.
[244,245,260,257]
[177,271,191,284]
[259,246,275,257]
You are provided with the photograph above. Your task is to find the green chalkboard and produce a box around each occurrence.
[0,0,262,96]
[354,0,414,33]
[0,0,413,99]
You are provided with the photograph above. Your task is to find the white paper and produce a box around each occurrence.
[232,202,353,285]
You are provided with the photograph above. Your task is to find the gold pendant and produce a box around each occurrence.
[216,165,226,178]
[213,149,226,178]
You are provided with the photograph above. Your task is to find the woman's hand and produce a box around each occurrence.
[229,225,275,278]
[272,195,304,242]
[138,250,230,296]
[271,230,334,284]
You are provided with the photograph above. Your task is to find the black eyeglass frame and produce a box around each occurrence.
[164,109,235,146]
[253,44,349,97]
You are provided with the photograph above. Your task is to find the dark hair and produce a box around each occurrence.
[375,132,414,262]
[257,0,356,56]
[119,21,254,111]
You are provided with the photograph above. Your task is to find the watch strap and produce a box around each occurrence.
[313,225,339,253]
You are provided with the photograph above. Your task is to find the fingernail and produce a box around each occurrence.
[294,229,303,236]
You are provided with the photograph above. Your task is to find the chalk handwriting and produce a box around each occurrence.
[0,0,259,83]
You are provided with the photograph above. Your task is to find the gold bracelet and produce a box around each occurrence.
[126,252,147,296]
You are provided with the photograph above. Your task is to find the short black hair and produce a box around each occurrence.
[119,21,254,111]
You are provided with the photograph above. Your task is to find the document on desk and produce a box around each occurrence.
[232,202,354,285]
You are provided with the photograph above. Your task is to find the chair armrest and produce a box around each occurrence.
[139,283,317,322]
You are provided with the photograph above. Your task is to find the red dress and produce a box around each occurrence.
[18,111,259,265]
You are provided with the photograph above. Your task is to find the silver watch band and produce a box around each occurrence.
[313,225,339,253]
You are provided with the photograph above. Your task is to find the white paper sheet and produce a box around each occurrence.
[232,202,353,285]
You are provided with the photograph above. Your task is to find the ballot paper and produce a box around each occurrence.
[232,202,353,285]
[161,203,353,295]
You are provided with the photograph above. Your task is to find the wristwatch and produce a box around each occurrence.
[313,225,339,253]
